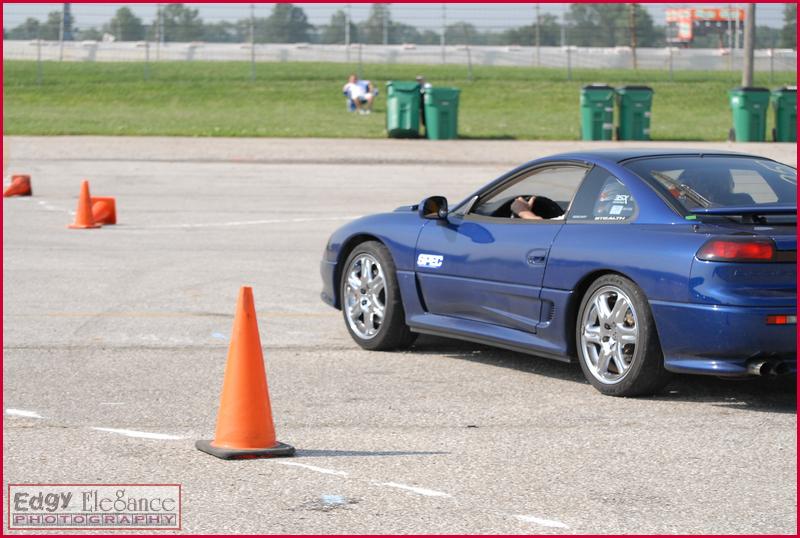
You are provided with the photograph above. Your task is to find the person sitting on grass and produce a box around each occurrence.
[343,74,376,115]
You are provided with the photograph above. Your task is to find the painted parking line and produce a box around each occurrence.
[377,482,451,497]
[275,461,348,477]
[513,514,569,529]
[91,427,186,440]
[6,408,44,419]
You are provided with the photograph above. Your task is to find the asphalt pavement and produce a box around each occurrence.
[3,137,796,534]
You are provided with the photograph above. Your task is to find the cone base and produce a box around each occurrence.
[68,223,101,229]
[3,191,32,197]
[195,439,295,460]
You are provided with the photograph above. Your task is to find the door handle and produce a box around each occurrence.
[526,249,548,265]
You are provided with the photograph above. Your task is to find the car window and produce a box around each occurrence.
[568,166,637,222]
[470,165,588,219]
[623,156,796,210]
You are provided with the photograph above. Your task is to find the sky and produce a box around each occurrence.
[2,3,789,33]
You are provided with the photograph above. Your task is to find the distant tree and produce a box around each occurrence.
[202,21,241,43]
[391,22,421,44]
[444,22,478,45]
[8,18,41,39]
[105,7,144,41]
[362,4,391,44]
[161,4,204,42]
[77,27,103,41]
[565,3,657,47]
[40,11,65,41]
[756,25,782,48]
[501,14,562,46]
[259,4,312,43]
[320,9,357,44]
[781,3,796,49]
[418,30,440,46]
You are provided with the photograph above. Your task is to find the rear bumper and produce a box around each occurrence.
[651,300,797,376]
[320,260,339,309]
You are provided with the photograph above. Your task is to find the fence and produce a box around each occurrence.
[4,40,797,74]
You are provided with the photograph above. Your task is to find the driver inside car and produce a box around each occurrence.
[510,195,565,220]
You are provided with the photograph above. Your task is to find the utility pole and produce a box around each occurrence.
[441,3,447,64]
[155,4,161,61]
[249,4,256,81]
[345,3,351,61]
[382,5,388,45]
[734,4,740,50]
[629,3,638,70]
[727,4,734,70]
[741,3,755,87]
[58,4,66,61]
[535,3,541,67]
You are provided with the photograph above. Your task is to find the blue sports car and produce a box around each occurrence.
[321,150,797,396]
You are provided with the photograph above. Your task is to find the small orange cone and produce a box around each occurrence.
[91,196,117,225]
[68,180,101,229]
[3,174,32,197]
[196,286,294,460]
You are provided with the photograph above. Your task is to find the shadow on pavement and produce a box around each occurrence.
[295,449,450,458]
[407,335,797,413]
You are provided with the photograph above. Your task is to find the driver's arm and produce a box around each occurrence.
[511,196,542,220]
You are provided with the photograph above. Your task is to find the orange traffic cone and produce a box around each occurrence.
[91,196,117,225]
[196,286,294,460]
[3,174,32,197]
[68,180,101,229]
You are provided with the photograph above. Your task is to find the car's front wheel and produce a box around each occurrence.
[576,274,671,396]
[340,241,416,350]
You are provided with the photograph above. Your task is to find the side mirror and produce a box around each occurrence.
[419,196,448,220]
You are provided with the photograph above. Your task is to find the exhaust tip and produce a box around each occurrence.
[746,359,775,376]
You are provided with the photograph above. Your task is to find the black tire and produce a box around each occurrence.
[340,241,416,351]
[575,274,672,397]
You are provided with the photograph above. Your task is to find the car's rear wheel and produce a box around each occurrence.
[576,274,671,396]
[340,241,416,350]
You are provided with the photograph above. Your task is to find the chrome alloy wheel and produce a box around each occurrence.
[344,253,386,340]
[580,285,640,385]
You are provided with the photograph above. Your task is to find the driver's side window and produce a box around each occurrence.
[469,165,589,219]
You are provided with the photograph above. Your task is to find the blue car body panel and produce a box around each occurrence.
[321,150,797,376]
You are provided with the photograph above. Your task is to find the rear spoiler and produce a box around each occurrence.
[690,205,797,216]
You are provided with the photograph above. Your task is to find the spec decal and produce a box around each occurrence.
[417,253,444,268]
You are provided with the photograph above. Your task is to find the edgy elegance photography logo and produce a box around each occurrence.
[8,484,181,530]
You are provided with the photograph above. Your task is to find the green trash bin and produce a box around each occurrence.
[616,85,654,141]
[423,87,460,140]
[728,87,770,142]
[771,86,796,142]
[386,81,421,138]
[580,84,615,141]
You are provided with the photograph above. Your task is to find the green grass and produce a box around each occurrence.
[3,60,795,140]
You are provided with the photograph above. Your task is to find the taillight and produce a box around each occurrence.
[696,238,776,262]
[766,315,797,325]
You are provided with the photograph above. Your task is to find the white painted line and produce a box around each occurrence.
[513,514,569,529]
[139,215,363,230]
[378,482,451,497]
[36,199,69,212]
[6,408,44,419]
[91,427,185,440]
[275,461,348,476]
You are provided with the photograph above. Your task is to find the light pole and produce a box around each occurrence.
[741,3,755,87]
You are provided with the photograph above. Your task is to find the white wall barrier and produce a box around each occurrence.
[3,40,796,72]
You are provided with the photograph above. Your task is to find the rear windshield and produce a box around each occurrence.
[623,156,796,211]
